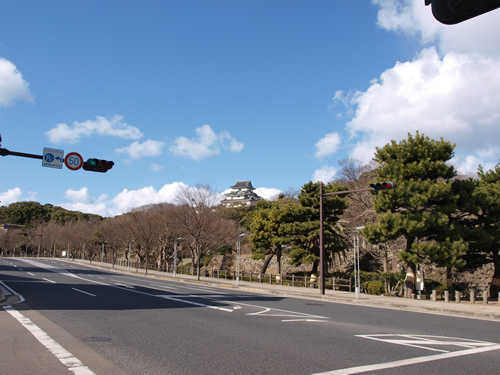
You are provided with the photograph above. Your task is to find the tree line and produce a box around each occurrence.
[1,132,499,298]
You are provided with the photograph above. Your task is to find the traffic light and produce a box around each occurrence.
[370,181,396,191]
[82,158,114,173]
[425,0,500,25]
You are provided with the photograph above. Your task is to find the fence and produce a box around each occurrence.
[90,256,352,292]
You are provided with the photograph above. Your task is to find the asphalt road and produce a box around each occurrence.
[1,258,499,375]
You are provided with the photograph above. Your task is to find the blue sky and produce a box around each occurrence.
[1,1,500,216]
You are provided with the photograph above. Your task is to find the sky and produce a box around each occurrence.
[1,1,499,217]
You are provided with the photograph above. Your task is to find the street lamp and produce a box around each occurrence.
[128,240,135,271]
[319,182,393,294]
[173,237,182,278]
[236,233,246,286]
[101,241,107,266]
[353,226,365,299]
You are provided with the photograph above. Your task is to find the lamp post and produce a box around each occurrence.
[236,233,246,286]
[319,183,379,295]
[353,226,365,299]
[101,241,107,266]
[128,240,135,271]
[173,237,182,278]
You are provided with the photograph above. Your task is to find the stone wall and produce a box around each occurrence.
[206,254,312,275]
[200,253,495,289]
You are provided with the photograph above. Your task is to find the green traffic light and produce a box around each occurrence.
[89,159,97,166]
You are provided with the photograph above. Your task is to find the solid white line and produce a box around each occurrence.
[3,305,95,375]
[71,288,97,297]
[281,319,327,323]
[312,344,500,375]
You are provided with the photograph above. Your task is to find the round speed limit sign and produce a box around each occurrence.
[64,152,83,171]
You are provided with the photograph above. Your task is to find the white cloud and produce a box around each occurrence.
[169,124,244,161]
[254,187,282,200]
[314,132,341,160]
[58,182,190,217]
[0,58,33,106]
[312,166,337,184]
[340,47,500,170]
[45,115,143,144]
[0,187,23,206]
[150,163,163,171]
[115,140,165,159]
[64,187,94,204]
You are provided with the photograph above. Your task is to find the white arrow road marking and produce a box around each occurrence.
[156,295,234,312]
[313,335,500,375]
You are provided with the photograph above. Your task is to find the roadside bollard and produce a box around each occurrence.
[444,290,449,302]
[483,290,488,305]
[455,290,461,303]
[431,290,437,302]
[470,289,475,304]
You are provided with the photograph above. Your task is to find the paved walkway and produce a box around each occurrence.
[2,258,500,321]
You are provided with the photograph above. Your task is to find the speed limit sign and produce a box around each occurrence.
[64,152,83,171]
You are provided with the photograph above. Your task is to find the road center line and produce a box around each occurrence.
[3,305,95,375]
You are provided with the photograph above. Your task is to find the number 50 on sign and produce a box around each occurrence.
[64,152,83,171]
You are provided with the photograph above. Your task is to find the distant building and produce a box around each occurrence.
[220,180,262,208]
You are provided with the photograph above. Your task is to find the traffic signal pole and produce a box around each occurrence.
[0,148,43,160]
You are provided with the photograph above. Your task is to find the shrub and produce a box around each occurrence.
[363,280,385,295]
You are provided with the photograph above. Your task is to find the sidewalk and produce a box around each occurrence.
[72,259,500,322]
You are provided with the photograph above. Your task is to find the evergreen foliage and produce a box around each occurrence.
[363,132,468,296]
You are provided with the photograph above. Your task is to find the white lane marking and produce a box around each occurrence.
[115,283,135,289]
[43,278,57,284]
[180,284,227,293]
[156,295,234,312]
[148,282,176,289]
[12,259,326,319]
[282,319,327,323]
[313,344,500,375]
[17,259,80,279]
[27,272,35,276]
[3,305,95,375]
[244,304,328,320]
[72,288,97,297]
[357,334,498,352]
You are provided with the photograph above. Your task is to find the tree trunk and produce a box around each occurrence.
[260,253,274,274]
[311,259,319,275]
[382,246,388,272]
[490,249,500,300]
[277,246,282,275]
[446,266,453,295]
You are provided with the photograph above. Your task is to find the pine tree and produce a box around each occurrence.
[363,132,468,297]
[286,181,348,274]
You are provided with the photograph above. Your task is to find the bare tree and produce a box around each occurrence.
[172,184,240,279]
